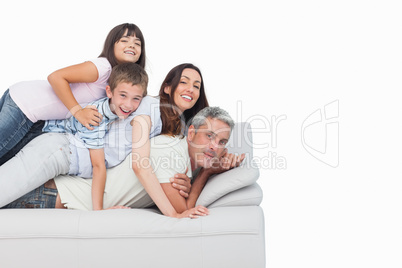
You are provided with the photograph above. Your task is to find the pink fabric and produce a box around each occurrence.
[9,57,111,122]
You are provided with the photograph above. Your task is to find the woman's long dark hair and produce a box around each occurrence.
[99,23,146,68]
[159,63,209,136]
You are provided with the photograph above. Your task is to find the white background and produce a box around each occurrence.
[1,0,401,267]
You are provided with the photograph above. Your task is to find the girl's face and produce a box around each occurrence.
[114,29,142,64]
[165,68,201,114]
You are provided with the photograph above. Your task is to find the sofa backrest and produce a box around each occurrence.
[227,122,254,158]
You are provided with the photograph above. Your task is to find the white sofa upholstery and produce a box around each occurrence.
[0,122,265,268]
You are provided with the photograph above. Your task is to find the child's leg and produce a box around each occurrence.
[0,89,35,158]
[0,133,71,207]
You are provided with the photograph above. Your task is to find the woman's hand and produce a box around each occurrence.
[74,105,103,130]
[177,205,209,219]
[106,205,131,210]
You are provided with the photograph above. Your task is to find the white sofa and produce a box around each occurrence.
[0,122,265,268]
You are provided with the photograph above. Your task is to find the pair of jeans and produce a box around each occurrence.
[0,89,35,159]
[2,183,58,209]
[0,133,71,207]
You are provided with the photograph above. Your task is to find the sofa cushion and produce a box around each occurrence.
[0,206,265,268]
[208,183,263,208]
[196,158,260,207]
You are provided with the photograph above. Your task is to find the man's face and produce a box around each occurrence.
[187,117,231,169]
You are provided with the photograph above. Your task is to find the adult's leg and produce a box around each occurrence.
[0,89,34,158]
[0,120,45,165]
[0,133,71,207]
[2,181,58,209]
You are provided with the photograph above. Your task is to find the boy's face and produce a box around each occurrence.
[106,82,144,119]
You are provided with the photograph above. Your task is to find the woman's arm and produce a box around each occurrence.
[131,115,181,217]
[89,148,107,210]
[48,61,102,129]
[132,115,209,218]
[160,174,207,213]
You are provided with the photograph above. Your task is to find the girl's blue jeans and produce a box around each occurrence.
[0,89,35,159]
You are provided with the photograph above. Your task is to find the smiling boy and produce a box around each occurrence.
[0,63,148,210]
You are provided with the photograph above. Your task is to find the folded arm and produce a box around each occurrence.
[160,172,208,213]
[48,61,102,129]
[162,150,246,210]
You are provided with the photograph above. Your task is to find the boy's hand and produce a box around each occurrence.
[170,167,192,198]
[74,105,103,130]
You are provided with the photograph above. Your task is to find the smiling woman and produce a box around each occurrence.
[168,68,201,114]
[125,63,211,218]
[159,63,209,136]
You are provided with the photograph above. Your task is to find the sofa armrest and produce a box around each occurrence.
[196,157,260,207]
[208,183,263,208]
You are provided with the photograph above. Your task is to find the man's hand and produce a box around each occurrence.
[170,167,192,198]
[206,149,246,176]
[184,151,246,209]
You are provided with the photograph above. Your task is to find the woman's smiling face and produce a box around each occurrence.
[166,68,201,114]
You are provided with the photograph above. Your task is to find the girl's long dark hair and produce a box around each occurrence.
[99,23,146,68]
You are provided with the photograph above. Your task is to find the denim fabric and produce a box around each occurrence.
[0,89,34,159]
[0,120,45,165]
[2,184,58,209]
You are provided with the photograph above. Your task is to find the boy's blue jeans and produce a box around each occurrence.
[0,133,70,207]
[0,89,35,159]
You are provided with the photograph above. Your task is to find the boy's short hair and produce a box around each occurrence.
[108,63,148,96]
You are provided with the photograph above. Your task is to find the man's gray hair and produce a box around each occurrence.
[191,106,235,131]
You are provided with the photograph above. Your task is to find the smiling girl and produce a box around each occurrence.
[0,23,146,159]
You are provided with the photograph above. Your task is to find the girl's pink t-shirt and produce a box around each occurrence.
[9,57,111,122]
